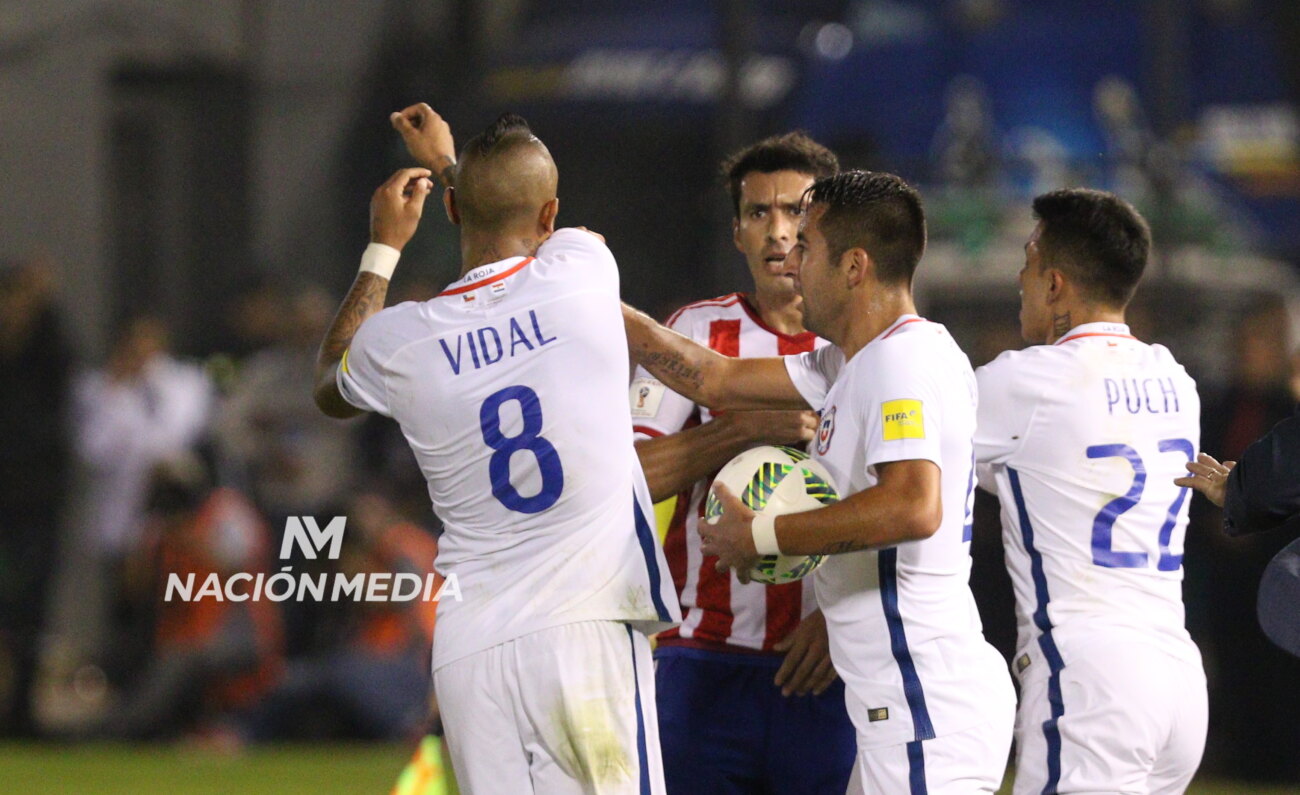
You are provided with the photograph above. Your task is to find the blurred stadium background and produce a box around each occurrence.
[1,0,1299,792]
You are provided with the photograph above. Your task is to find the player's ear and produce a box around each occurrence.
[843,248,868,287]
[538,197,559,234]
[732,217,743,254]
[1045,268,1065,303]
[443,187,461,226]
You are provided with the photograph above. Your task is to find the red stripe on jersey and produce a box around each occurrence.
[763,583,803,650]
[765,329,815,648]
[666,293,743,327]
[882,316,926,339]
[661,484,694,606]
[776,332,817,356]
[687,318,745,644]
[437,257,534,296]
[708,319,742,357]
[738,296,820,349]
[632,425,664,438]
[1054,332,1137,345]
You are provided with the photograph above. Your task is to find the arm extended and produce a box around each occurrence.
[623,302,809,410]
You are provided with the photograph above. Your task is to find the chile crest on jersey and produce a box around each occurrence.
[817,405,836,455]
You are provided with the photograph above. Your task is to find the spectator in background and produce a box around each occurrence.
[1183,297,1300,782]
[0,258,74,736]
[240,488,439,742]
[99,455,282,739]
[217,287,359,526]
[44,313,212,685]
[215,287,360,655]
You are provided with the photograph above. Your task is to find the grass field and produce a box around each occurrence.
[0,743,1295,794]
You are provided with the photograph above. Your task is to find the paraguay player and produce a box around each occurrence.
[313,106,679,794]
[629,133,856,793]
[624,171,1016,794]
[974,189,1206,794]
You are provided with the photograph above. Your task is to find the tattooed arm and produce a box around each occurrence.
[314,168,434,418]
[700,460,942,580]
[622,303,809,410]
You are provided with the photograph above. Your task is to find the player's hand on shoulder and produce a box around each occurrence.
[567,226,605,243]
[371,168,434,251]
[773,609,838,697]
[1174,452,1235,508]
[722,409,818,447]
[390,103,456,185]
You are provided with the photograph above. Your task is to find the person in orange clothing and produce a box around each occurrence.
[101,455,283,738]
[242,487,442,741]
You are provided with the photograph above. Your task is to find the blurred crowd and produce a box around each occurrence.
[0,259,441,747]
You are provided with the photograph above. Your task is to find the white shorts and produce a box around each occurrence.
[1012,632,1207,795]
[846,717,1013,794]
[434,620,663,795]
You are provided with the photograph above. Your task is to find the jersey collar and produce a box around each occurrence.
[438,256,534,297]
[874,314,926,343]
[1053,322,1135,345]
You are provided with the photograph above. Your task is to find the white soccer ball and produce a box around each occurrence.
[705,445,840,585]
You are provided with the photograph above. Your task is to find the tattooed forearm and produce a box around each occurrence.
[1052,311,1072,340]
[319,272,390,366]
[641,350,706,395]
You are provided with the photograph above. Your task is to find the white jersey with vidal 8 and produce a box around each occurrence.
[338,229,680,670]
[630,293,828,653]
[784,316,1015,751]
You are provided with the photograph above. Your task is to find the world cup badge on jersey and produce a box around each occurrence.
[816,405,836,455]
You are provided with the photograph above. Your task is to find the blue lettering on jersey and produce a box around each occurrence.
[438,310,557,375]
[1104,377,1180,415]
[508,317,535,355]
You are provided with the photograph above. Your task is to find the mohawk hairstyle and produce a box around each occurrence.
[461,112,535,159]
[721,132,839,216]
[805,170,927,285]
[1031,188,1150,308]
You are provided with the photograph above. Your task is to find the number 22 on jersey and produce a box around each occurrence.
[1087,438,1193,571]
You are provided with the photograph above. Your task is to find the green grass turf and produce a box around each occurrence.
[0,742,409,794]
[0,743,1294,794]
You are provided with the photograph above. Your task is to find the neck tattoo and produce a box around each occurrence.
[1052,311,1072,339]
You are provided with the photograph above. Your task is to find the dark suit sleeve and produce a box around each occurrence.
[1223,406,1300,537]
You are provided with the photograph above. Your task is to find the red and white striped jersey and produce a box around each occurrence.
[630,293,829,653]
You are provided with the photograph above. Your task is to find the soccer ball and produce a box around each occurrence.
[704,445,840,585]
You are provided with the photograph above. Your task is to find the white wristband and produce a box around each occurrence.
[359,242,401,280]
[751,514,781,556]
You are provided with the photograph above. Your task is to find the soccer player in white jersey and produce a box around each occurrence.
[312,106,679,794]
[630,133,855,793]
[623,171,1015,794]
[974,189,1206,794]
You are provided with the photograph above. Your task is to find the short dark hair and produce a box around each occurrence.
[459,112,535,161]
[805,171,927,285]
[1031,188,1150,307]
[722,132,839,216]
